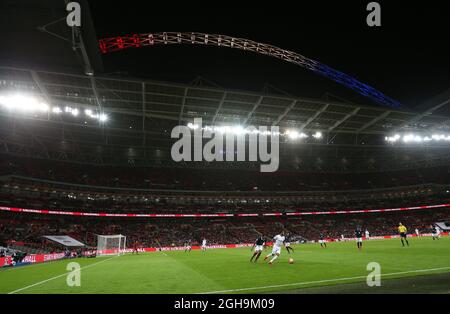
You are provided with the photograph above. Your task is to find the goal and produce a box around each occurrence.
[96,234,127,256]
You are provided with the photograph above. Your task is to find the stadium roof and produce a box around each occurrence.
[1,66,449,134]
[0,66,450,171]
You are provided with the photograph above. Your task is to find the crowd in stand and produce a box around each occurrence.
[1,176,449,214]
[1,155,449,191]
[1,208,449,254]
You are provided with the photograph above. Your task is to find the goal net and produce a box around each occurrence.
[96,234,127,256]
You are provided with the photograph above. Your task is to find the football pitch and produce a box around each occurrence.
[1,237,449,294]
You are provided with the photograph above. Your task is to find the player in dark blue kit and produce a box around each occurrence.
[355,228,363,251]
[284,233,294,254]
[250,236,265,262]
[319,233,327,248]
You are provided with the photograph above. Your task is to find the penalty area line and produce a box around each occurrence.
[7,255,118,294]
[197,266,450,294]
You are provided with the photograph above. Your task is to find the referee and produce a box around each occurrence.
[398,223,410,247]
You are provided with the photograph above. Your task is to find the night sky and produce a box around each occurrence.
[88,1,449,109]
[0,1,448,110]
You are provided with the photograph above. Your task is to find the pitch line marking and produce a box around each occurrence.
[197,266,450,294]
[7,256,118,294]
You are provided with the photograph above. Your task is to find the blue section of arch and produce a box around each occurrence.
[315,64,402,108]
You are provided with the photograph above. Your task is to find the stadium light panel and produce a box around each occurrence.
[99,113,108,122]
[231,126,245,135]
[286,129,308,140]
[0,94,108,124]
[52,107,62,114]
[385,133,450,144]
[0,94,49,113]
[186,123,322,142]
[38,103,49,112]
[312,131,323,139]
[286,130,300,139]
[187,122,199,130]
[0,94,110,124]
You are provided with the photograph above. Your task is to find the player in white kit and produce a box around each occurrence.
[415,228,420,237]
[264,233,285,265]
[201,238,207,251]
[365,229,370,240]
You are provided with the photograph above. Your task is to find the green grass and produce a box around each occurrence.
[1,237,450,294]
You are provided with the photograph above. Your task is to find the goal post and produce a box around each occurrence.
[96,234,127,256]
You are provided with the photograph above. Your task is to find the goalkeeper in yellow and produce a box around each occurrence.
[398,223,410,247]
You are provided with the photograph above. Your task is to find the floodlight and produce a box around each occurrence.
[99,113,108,122]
